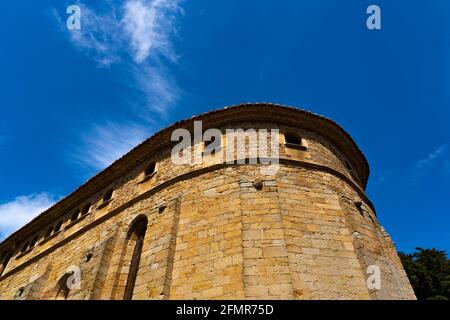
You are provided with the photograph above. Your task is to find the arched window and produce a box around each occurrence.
[123,216,148,300]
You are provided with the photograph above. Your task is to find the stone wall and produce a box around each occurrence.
[0,107,416,300]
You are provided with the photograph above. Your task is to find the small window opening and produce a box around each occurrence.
[16,287,25,298]
[71,210,80,222]
[45,226,53,238]
[81,203,91,216]
[29,236,38,248]
[103,189,113,202]
[253,180,263,191]
[21,242,30,253]
[144,163,156,176]
[354,201,364,217]
[54,221,63,233]
[285,133,302,145]
[85,249,94,262]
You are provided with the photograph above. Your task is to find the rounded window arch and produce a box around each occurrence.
[122,215,148,300]
[126,216,148,239]
[204,134,221,151]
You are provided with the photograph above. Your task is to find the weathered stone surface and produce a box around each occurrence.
[0,103,416,300]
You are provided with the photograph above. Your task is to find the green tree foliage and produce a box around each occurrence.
[399,248,450,300]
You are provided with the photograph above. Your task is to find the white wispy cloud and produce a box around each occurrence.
[67,3,123,66]
[0,193,59,240]
[123,0,181,63]
[71,121,152,171]
[414,144,448,168]
[53,0,183,172]
[58,0,182,66]
[411,144,449,182]
[0,1,183,239]
[133,62,180,117]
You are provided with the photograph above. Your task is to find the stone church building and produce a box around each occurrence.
[0,103,416,299]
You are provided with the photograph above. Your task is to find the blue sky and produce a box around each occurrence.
[0,0,449,253]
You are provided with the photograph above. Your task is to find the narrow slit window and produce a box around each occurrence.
[123,216,148,300]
